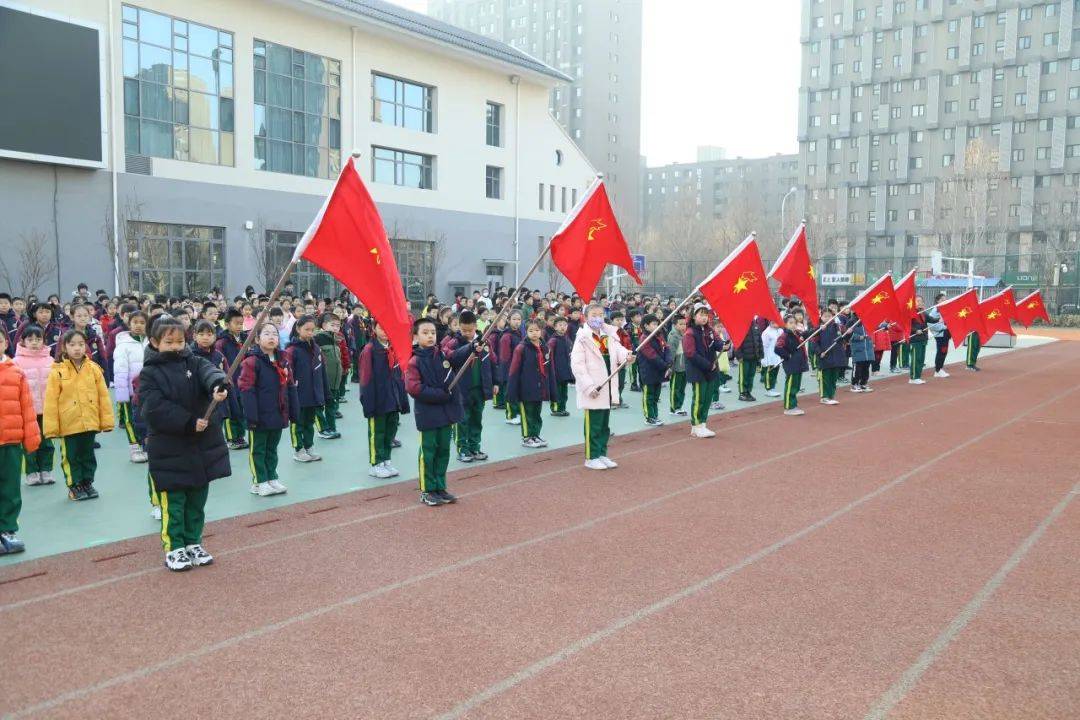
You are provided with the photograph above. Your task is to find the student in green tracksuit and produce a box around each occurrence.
[359,321,410,479]
[440,311,494,463]
[547,317,573,416]
[313,313,343,440]
[966,331,982,371]
[908,296,929,384]
[238,324,299,497]
[666,315,688,416]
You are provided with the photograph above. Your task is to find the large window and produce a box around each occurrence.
[486,101,502,146]
[391,238,434,305]
[372,73,433,132]
[485,165,502,199]
[372,146,433,189]
[122,6,234,165]
[265,230,342,297]
[254,40,341,178]
[126,221,224,296]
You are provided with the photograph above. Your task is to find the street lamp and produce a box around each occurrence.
[780,186,798,241]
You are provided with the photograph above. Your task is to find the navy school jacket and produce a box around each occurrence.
[682,323,726,384]
[497,328,523,383]
[237,347,300,430]
[546,333,573,384]
[507,340,550,403]
[404,343,472,431]
[284,338,329,408]
[440,332,494,400]
[358,339,410,418]
[190,342,231,420]
[909,310,929,345]
[811,320,848,369]
[637,333,672,386]
[774,328,810,375]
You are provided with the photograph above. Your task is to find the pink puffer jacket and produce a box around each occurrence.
[14,342,55,414]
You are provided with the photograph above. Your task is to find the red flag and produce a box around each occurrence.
[978,288,1016,343]
[549,179,641,301]
[698,234,783,348]
[936,288,987,349]
[848,273,903,335]
[768,223,819,322]
[1014,290,1051,326]
[893,269,919,338]
[294,156,414,365]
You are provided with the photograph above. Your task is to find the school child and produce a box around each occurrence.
[760,319,784,398]
[239,323,299,496]
[214,309,249,450]
[0,331,40,555]
[285,315,329,462]
[113,310,149,463]
[359,321,410,478]
[547,316,573,417]
[908,297,929,385]
[683,306,726,438]
[713,319,733,396]
[965,329,982,371]
[105,302,136,382]
[887,320,905,373]
[314,313,343,440]
[636,314,671,426]
[497,310,524,424]
[333,315,350,404]
[68,305,106,368]
[43,330,114,500]
[848,316,876,393]
[927,292,951,378]
[774,314,810,416]
[733,318,765,403]
[14,326,55,485]
[0,293,16,357]
[405,317,473,506]
[811,310,845,405]
[18,303,63,354]
[440,311,494,463]
[871,322,891,374]
[571,303,633,469]
[488,314,508,410]
[567,307,582,338]
[626,309,644,392]
[138,317,230,571]
[507,319,550,448]
[346,306,370,384]
[610,311,632,408]
[666,314,688,416]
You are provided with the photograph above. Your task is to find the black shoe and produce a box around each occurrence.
[338,397,348,404]
[391,438,402,448]
[334,411,344,419]
[493,404,505,410]
[471,451,488,461]
[738,393,752,402]
[551,410,570,417]
[84,483,99,499]
[437,490,457,504]
[630,383,641,392]
[92,441,101,449]
[68,484,89,501]
[457,452,474,463]
[420,492,445,507]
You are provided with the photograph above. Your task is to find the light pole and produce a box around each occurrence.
[780,186,798,242]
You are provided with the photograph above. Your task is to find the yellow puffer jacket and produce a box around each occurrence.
[43,359,115,438]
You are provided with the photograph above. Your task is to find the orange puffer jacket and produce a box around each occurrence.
[0,357,41,452]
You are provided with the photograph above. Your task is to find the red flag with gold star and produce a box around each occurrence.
[549,178,641,301]
[893,269,920,338]
[768,222,820,322]
[294,155,414,364]
[1014,290,1051,326]
[848,273,903,335]
[978,288,1017,343]
[698,234,783,348]
[936,288,986,349]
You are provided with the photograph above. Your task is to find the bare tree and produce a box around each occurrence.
[0,230,59,298]
[931,138,1009,270]
[101,190,146,293]
[246,215,286,292]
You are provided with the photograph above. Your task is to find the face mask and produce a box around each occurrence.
[586,317,604,331]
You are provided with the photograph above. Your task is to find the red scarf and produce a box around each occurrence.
[532,340,547,379]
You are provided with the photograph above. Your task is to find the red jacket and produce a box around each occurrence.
[887,321,904,344]
[616,327,632,350]
[872,327,892,352]
[336,331,350,373]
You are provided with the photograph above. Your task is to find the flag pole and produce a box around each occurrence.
[200,259,299,421]
[820,318,861,356]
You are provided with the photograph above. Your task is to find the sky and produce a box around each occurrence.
[385,0,801,165]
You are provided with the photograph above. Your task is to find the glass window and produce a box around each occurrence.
[485,165,502,199]
[486,102,502,146]
[372,73,434,132]
[372,146,434,189]
[122,6,233,165]
[126,221,224,296]
[264,230,341,296]
[255,39,340,178]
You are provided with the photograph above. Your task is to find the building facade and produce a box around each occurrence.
[429,0,642,240]
[799,0,1080,287]
[0,0,594,303]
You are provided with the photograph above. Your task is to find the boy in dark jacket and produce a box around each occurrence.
[138,317,230,571]
[359,321,410,479]
[774,314,810,416]
[637,314,671,426]
[488,315,508,410]
[214,309,249,450]
[908,296,929,385]
[497,311,523,423]
[734,319,764,402]
[440,311,494,463]
[238,324,299,497]
[285,316,329,463]
[507,319,550,449]
[683,305,726,438]
[405,317,474,507]
[314,313,343,440]
[546,316,573,416]
[812,309,846,405]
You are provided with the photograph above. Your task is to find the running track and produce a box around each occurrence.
[2,338,1078,719]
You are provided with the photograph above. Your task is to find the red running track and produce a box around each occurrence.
[2,339,1079,719]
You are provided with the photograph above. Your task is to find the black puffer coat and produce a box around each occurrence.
[138,347,230,492]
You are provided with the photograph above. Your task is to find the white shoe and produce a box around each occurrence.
[584,458,608,470]
[505,416,521,425]
[862,386,874,393]
[39,470,55,484]
[130,445,148,463]
[765,390,781,397]
[820,398,839,405]
[185,544,214,566]
[849,387,863,393]
[784,408,805,416]
[306,450,322,462]
[24,472,41,486]
[934,370,950,378]
[718,385,732,393]
[151,506,162,521]
[599,456,618,468]
[164,548,193,572]
[293,449,314,463]
[251,481,277,497]
[383,462,400,477]
[908,378,926,385]
[709,401,725,410]
[369,464,393,479]
[690,424,716,438]
[269,480,287,494]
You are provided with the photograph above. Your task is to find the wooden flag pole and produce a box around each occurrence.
[200,259,299,421]
[820,318,862,356]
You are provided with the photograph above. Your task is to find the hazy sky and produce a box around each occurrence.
[385,0,801,165]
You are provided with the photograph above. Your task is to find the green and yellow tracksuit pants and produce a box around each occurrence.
[783,372,802,410]
[690,380,713,425]
[456,393,484,455]
[642,383,661,421]
[315,396,338,434]
[58,432,98,487]
[817,368,838,400]
[909,342,927,380]
[367,412,399,466]
[0,444,23,532]
[117,402,140,445]
[669,370,686,412]
[248,429,282,484]
[223,415,247,444]
[584,409,611,460]
[739,360,759,395]
[966,332,981,368]
[159,484,209,552]
[290,407,317,451]
[418,426,452,493]
[550,381,569,413]
[762,365,780,392]
[519,401,543,439]
[22,415,53,475]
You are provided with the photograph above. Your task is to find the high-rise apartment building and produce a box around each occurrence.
[429,0,643,236]
[799,0,1080,285]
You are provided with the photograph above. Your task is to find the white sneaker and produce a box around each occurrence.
[861,386,874,393]
[849,387,863,393]
[505,416,521,425]
[369,464,393,479]
[251,482,277,497]
[690,424,716,438]
[306,450,322,462]
[24,472,41,486]
[130,445,148,463]
[164,548,193,572]
[269,480,288,494]
[522,437,539,449]
[710,401,725,410]
[584,458,608,470]
[599,456,618,468]
[908,378,925,385]
[293,449,314,463]
[765,390,781,397]
[534,437,549,447]
[185,544,214,566]
[784,408,805,416]
[151,506,162,521]
[39,471,55,485]
[382,462,400,477]
[820,398,839,405]
[718,385,732,393]
[934,370,950,378]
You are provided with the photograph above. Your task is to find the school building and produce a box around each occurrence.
[0,0,595,304]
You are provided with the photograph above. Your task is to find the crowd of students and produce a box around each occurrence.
[0,282,983,570]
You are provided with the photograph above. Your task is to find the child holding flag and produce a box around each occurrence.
[239,323,298,497]
[812,309,845,405]
[636,314,671,426]
[214,309,249,450]
[774,314,809,416]
[507,319,550,449]
[547,316,573,417]
[667,314,688,416]
[571,304,633,469]
[760,319,783,398]
[359,321,410,478]
[908,296,928,385]
[683,305,726,438]
[497,310,524,424]
[285,316,329,462]
[440,311,494,463]
[314,313,343,440]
